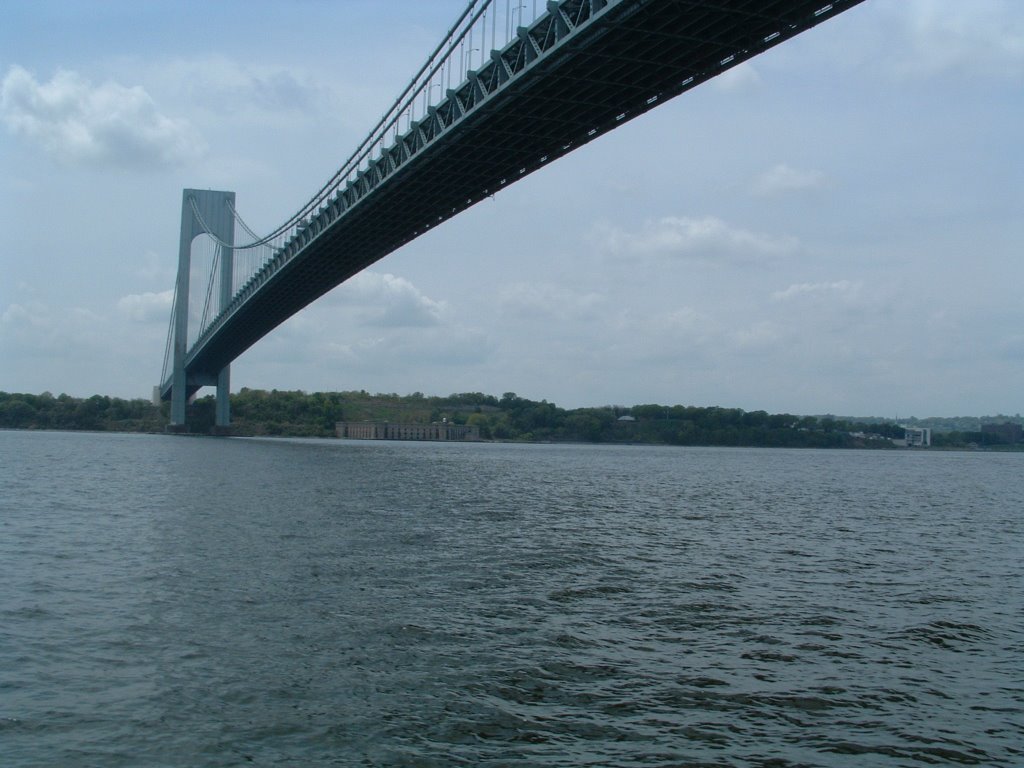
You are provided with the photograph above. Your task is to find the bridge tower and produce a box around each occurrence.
[169,189,235,432]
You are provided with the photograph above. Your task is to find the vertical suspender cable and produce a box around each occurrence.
[161,281,178,386]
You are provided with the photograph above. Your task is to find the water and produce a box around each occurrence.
[1,431,1022,767]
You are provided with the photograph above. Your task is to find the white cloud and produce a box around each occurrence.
[712,62,762,92]
[333,271,446,328]
[498,282,604,321]
[0,295,173,396]
[598,216,799,263]
[771,280,863,303]
[618,307,710,359]
[2,300,104,354]
[652,307,703,335]
[319,325,490,369]
[729,321,783,351]
[117,290,174,323]
[1,302,49,337]
[134,251,174,284]
[834,0,1024,82]
[162,55,329,117]
[751,163,828,196]
[239,303,491,391]
[895,0,1024,79]
[0,65,204,167]
[171,270,477,391]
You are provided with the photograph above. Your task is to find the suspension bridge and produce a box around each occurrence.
[160,0,865,430]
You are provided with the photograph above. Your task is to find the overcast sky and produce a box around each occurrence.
[2,0,1022,417]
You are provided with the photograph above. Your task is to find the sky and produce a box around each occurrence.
[1,0,1022,417]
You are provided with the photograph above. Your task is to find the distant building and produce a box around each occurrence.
[981,422,1023,444]
[336,421,480,441]
[894,426,931,447]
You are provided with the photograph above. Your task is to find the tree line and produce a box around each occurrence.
[3,388,1019,449]
[0,391,166,432]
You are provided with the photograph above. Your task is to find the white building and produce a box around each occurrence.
[896,426,931,447]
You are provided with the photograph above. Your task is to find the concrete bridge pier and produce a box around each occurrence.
[169,188,235,433]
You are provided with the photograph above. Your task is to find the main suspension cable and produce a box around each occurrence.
[188,0,494,252]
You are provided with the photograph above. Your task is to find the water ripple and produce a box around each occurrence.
[1,434,1022,766]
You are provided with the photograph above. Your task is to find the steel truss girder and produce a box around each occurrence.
[179,0,866,383]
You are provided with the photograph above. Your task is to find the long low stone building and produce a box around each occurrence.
[336,421,480,441]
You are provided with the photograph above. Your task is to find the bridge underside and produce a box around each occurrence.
[170,0,863,397]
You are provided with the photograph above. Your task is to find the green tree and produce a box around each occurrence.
[0,399,37,428]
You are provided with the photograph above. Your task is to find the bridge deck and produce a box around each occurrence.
[169,0,864,397]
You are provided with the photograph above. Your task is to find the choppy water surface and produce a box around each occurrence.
[1,431,1022,766]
